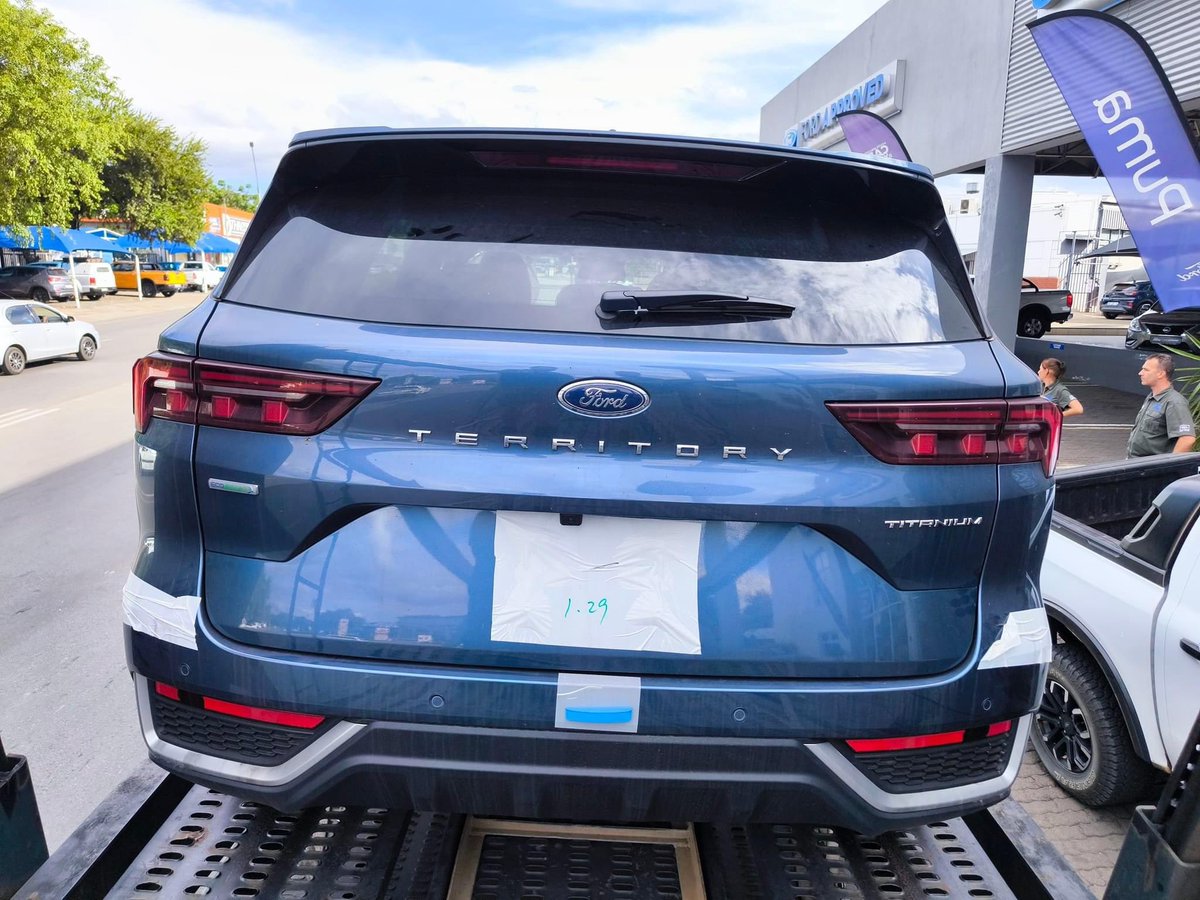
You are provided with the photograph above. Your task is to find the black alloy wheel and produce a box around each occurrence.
[1031,642,1156,806]
[1037,677,1092,775]
[1017,310,1049,339]
[30,287,49,303]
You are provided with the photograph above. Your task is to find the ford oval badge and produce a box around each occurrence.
[558,379,651,418]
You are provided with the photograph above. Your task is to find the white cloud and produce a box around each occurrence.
[42,0,886,189]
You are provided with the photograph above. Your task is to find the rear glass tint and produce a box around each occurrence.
[225,172,980,345]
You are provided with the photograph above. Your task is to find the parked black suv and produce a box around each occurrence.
[1100,280,1157,319]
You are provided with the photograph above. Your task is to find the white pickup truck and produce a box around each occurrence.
[1034,455,1200,805]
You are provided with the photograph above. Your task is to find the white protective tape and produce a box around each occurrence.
[122,571,201,651]
[978,607,1052,670]
[491,511,702,655]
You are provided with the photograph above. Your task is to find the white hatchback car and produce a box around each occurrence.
[1,300,100,375]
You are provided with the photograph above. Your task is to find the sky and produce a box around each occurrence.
[40,0,895,196]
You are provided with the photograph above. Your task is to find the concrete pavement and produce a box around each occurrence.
[52,287,205,326]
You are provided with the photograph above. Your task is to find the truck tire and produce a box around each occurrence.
[141,279,157,298]
[1017,309,1050,339]
[1032,642,1156,806]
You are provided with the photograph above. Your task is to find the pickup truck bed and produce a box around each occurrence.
[1037,455,1200,805]
[1054,455,1200,540]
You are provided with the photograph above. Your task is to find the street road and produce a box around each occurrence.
[0,296,200,850]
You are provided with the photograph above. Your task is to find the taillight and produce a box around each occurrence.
[827,398,1062,476]
[133,353,378,435]
[133,354,196,433]
[1065,292,1073,308]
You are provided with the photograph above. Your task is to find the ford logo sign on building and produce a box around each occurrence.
[558,380,651,418]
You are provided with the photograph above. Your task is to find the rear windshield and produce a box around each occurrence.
[225,172,980,345]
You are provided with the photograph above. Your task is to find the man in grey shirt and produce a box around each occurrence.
[1127,354,1196,457]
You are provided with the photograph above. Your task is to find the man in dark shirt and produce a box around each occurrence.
[1127,354,1196,457]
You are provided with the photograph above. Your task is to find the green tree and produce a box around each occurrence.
[101,112,208,243]
[0,0,126,234]
[207,179,258,213]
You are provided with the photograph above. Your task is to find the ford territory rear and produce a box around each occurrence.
[125,129,1059,834]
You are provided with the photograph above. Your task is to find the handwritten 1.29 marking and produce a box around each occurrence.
[564,597,609,624]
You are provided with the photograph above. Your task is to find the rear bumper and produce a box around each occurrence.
[134,675,1029,834]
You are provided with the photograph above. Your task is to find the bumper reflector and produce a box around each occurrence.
[155,682,325,729]
[846,719,1014,754]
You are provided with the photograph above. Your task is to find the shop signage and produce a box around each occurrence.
[784,60,905,151]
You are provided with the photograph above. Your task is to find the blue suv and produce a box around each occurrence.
[125,129,1061,834]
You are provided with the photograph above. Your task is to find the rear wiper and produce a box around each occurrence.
[597,290,793,320]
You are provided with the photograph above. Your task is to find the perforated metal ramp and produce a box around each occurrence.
[106,785,1016,899]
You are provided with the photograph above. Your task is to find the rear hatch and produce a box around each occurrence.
[170,133,1046,680]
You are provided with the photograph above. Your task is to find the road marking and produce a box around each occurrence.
[0,408,58,430]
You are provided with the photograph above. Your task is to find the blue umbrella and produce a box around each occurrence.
[196,232,240,253]
[0,225,115,252]
[116,233,199,256]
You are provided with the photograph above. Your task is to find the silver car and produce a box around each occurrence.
[0,265,75,303]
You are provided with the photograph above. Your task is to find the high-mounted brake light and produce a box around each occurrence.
[827,398,1062,476]
[469,150,774,181]
[133,353,379,435]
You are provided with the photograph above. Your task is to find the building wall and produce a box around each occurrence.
[762,0,1200,173]
[1003,0,1200,153]
[759,0,1014,175]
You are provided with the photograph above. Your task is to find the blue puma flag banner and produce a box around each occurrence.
[835,110,911,163]
[1029,11,1200,312]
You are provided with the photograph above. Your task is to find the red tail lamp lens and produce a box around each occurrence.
[827,398,1062,476]
[133,354,378,435]
[134,354,196,433]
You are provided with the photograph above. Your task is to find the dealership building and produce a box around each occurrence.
[760,0,1200,347]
